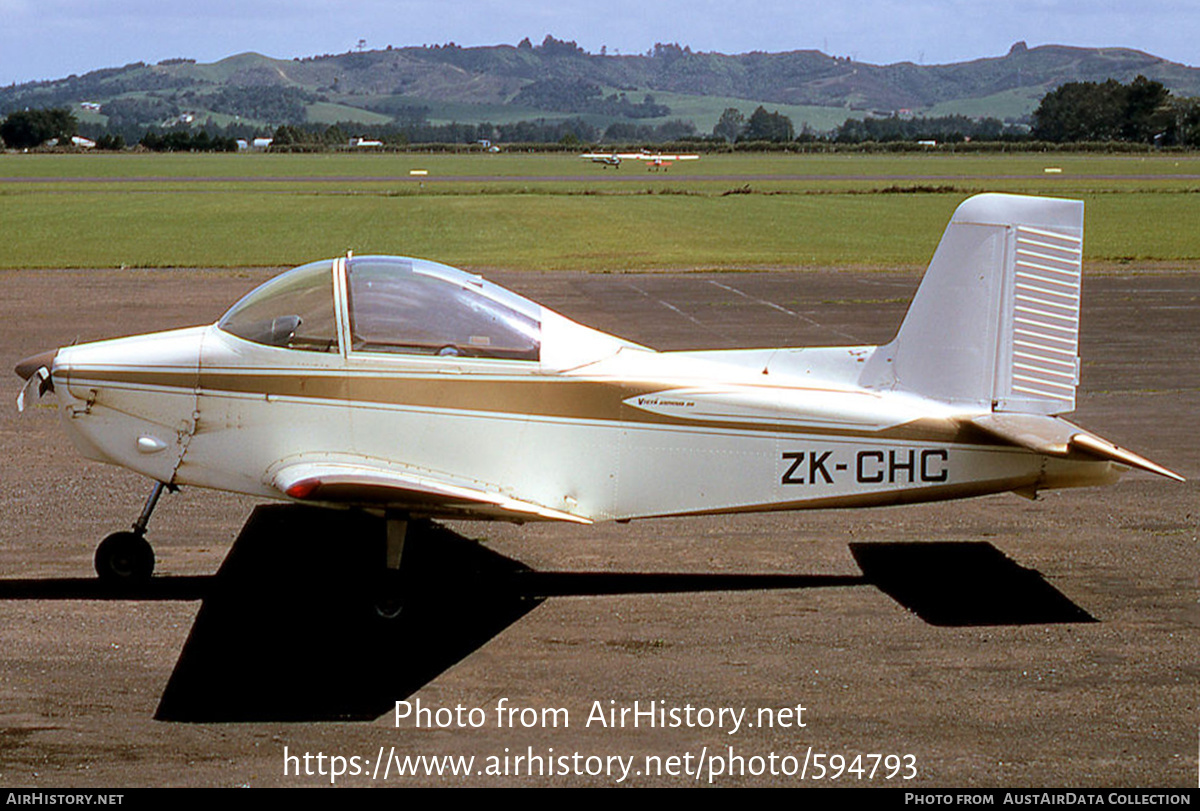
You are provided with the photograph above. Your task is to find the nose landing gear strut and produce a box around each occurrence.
[94,481,174,584]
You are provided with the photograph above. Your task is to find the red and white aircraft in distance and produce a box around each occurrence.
[581,150,700,171]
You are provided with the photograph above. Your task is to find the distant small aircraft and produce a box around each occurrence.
[581,150,700,170]
[581,151,638,168]
[640,152,699,171]
[15,194,1181,612]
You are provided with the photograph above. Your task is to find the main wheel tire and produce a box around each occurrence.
[95,531,155,584]
[373,594,404,620]
[372,570,405,619]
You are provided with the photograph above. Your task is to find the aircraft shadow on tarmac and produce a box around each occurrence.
[0,505,1094,723]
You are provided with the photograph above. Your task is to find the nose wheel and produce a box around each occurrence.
[95,531,155,583]
[94,481,172,584]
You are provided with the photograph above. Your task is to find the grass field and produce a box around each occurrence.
[1,152,1197,270]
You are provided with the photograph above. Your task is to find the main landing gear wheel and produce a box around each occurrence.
[95,531,155,584]
[373,590,405,620]
[372,568,407,619]
[372,517,410,620]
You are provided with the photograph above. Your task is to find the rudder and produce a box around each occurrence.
[865,193,1084,415]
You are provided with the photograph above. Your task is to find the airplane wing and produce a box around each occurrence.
[271,460,593,523]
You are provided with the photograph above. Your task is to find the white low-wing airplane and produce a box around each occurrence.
[581,150,699,169]
[15,194,1182,600]
[582,151,637,167]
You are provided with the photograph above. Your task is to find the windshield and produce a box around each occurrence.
[346,256,540,361]
[217,260,338,352]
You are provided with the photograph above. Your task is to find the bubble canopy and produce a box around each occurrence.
[218,256,542,361]
[218,259,338,352]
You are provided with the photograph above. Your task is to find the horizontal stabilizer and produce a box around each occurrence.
[970,414,1184,481]
[1068,433,1184,482]
[970,413,1075,455]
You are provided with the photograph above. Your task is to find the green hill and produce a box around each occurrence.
[3,37,1198,137]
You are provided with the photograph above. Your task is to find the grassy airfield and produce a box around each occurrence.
[0,151,1197,270]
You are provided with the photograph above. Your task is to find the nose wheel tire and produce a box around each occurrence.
[95,532,155,584]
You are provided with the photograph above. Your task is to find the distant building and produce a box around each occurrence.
[70,136,96,148]
[79,102,101,112]
[350,137,383,148]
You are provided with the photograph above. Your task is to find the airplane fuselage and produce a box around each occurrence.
[50,319,1118,524]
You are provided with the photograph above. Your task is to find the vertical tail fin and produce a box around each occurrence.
[866,193,1084,415]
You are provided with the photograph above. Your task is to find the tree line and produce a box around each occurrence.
[270,118,606,148]
[1031,75,1198,145]
[701,76,1197,146]
[0,107,78,148]
[3,75,1199,150]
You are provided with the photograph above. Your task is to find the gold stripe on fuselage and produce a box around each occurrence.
[68,367,1009,446]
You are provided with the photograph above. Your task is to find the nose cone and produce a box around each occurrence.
[15,348,57,381]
